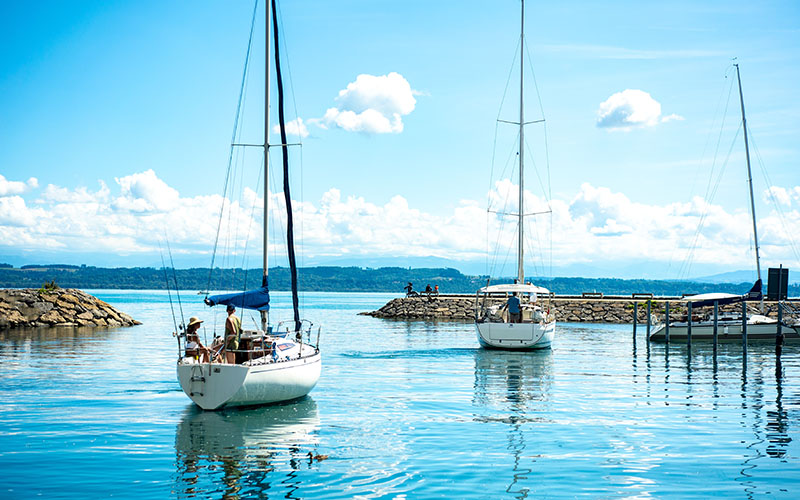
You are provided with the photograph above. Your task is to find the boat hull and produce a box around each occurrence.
[476,320,555,350]
[649,321,800,343]
[177,349,321,410]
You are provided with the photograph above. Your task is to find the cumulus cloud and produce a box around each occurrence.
[596,89,683,131]
[2,170,799,274]
[764,186,792,207]
[273,118,309,138]
[113,169,179,213]
[313,72,418,134]
[0,175,38,196]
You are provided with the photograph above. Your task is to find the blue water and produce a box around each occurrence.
[1,291,798,499]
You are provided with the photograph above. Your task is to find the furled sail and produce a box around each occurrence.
[271,0,301,333]
[205,279,270,311]
[684,279,762,308]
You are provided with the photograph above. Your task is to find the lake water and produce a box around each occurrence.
[0,290,798,499]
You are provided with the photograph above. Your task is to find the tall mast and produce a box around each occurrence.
[735,63,762,311]
[517,0,525,284]
[261,0,271,331]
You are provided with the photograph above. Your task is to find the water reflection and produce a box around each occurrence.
[0,325,128,358]
[174,398,320,499]
[472,349,553,499]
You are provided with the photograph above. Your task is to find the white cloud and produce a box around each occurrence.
[764,186,792,207]
[596,89,683,131]
[113,169,179,213]
[0,175,38,196]
[315,72,418,134]
[273,118,309,138]
[2,171,799,274]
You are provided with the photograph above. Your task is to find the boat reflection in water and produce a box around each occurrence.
[472,349,553,499]
[174,397,320,499]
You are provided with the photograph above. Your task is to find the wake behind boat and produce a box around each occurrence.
[174,0,320,410]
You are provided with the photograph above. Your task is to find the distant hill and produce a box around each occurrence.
[1,264,797,297]
[691,269,798,285]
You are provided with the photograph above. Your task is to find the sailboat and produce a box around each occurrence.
[649,64,798,343]
[176,0,321,410]
[474,0,556,350]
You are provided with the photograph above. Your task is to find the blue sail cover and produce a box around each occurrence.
[205,285,270,311]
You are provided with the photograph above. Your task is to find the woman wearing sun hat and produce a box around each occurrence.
[185,317,211,363]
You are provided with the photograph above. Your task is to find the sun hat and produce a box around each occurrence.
[187,317,203,328]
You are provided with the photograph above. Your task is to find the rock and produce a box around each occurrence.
[0,288,139,330]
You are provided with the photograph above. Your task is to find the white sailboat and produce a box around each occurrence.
[649,64,798,343]
[176,0,321,410]
[474,0,556,350]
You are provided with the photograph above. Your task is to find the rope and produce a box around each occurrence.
[205,0,260,296]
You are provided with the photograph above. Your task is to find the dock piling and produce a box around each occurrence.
[633,302,638,339]
[777,302,784,357]
[665,302,670,344]
[713,300,719,352]
[646,301,651,342]
[687,302,692,347]
[742,301,748,356]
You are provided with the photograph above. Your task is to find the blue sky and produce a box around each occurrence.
[1,0,799,280]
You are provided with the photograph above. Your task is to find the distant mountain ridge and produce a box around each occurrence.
[1,264,797,297]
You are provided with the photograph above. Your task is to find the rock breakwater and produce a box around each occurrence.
[361,295,794,323]
[0,288,140,329]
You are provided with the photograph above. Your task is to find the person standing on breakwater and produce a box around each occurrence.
[507,293,521,323]
[404,282,417,297]
[223,305,242,364]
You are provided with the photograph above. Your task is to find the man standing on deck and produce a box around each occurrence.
[224,304,242,364]
[507,293,521,323]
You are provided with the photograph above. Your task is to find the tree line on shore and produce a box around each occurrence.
[1,264,795,297]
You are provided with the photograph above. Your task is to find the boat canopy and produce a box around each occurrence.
[205,285,270,311]
[477,283,551,295]
[682,279,762,308]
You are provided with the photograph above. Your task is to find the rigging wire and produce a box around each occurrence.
[159,243,179,335]
[677,70,737,279]
[679,123,742,278]
[750,133,800,262]
[206,0,260,296]
[165,237,186,331]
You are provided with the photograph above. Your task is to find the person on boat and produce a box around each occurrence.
[507,293,522,323]
[223,304,242,364]
[185,317,211,362]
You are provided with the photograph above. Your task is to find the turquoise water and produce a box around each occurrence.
[0,290,798,499]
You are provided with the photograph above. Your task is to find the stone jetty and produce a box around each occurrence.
[0,288,140,329]
[361,294,795,323]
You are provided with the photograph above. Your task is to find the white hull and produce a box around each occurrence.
[649,321,799,343]
[177,346,321,410]
[476,320,555,350]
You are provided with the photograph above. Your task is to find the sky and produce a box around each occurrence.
[1,0,799,281]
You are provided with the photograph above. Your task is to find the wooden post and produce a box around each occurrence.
[742,300,748,353]
[633,302,638,338]
[687,302,692,347]
[713,300,719,350]
[665,302,670,344]
[646,301,651,342]
[777,302,784,357]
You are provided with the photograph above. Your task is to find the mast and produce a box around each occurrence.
[261,0,271,331]
[734,63,763,311]
[516,0,525,284]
